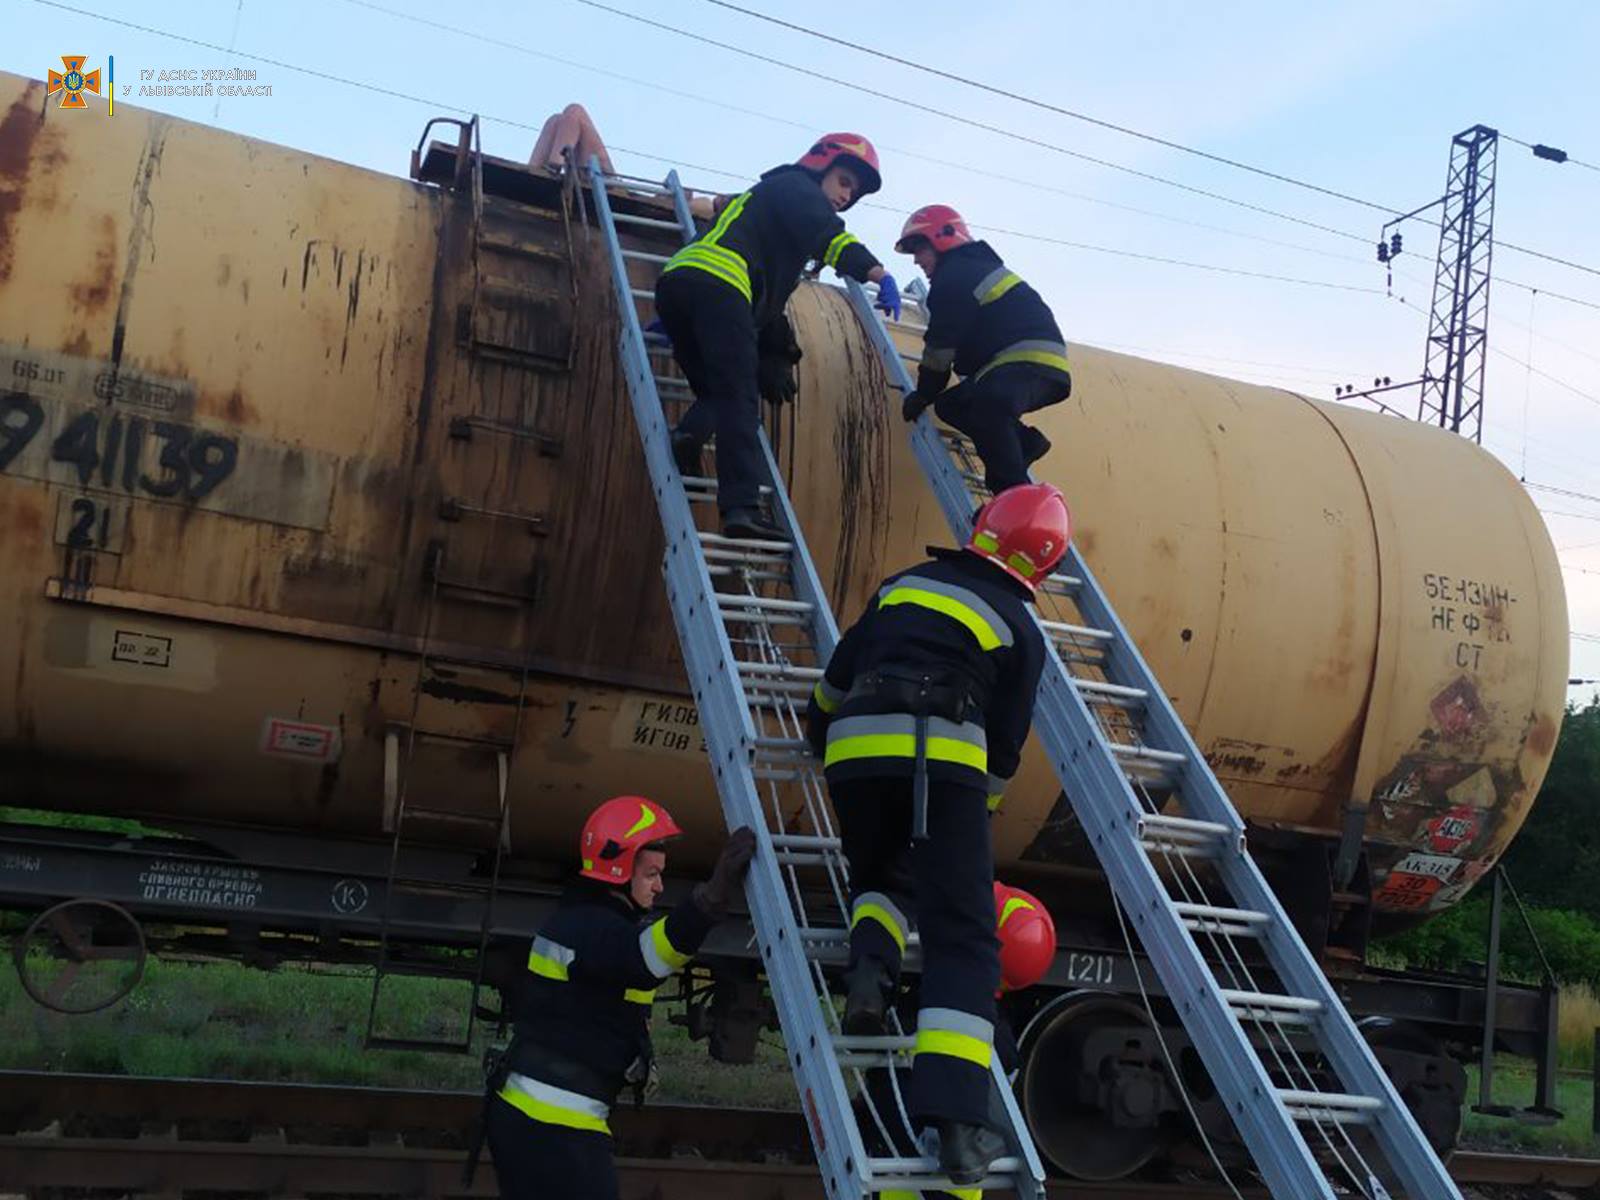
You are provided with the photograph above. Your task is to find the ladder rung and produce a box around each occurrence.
[682,475,775,496]
[411,730,516,751]
[630,287,655,302]
[621,248,672,264]
[698,529,793,554]
[1136,813,1231,842]
[1172,902,1270,932]
[769,833,840,851]
[1072,678,1148,707]
[1277,1089,1383,1123]
[403,806,503,827]
[652,373,692,389]
[868,1157,1025,1190]
[365,1034,472,1054]
[1109,742,1188,767]
[390,875,491,895]
[1219,989,1323,1024]
[1040,619,1115,643]
[611,211,682,230]
[1038,572,1083,593]
[718,594,814,614]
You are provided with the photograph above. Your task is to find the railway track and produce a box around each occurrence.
[0,1072,1591,1197]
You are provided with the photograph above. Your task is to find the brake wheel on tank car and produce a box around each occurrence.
[13,899,147,1014]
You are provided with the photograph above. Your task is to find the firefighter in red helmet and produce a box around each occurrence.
[483,797,755,1200]
[895,204,1073,500]
[654,134,900,541]
[805,483,1071,1185]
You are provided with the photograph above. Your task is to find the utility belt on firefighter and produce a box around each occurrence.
[848,666,981,839]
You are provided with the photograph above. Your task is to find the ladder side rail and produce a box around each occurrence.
[591,160,871,1194]
[844,281,975,538]
[662,548,872,1194]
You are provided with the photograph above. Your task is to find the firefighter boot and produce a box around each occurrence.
[1020,423,1051,466]
[922,1119,1006,1187]
[723,507,785,542]
[671,430,705,481]
[840,958,894,1036]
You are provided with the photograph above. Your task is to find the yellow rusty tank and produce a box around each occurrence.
[0,73,1567,923]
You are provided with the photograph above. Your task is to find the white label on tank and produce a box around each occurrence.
[44,613,218,692]
[609,694,706,762]
[259,717,343,763]
[1390,852,1462,882]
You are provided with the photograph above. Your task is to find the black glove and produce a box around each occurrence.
[757,354,798,407]
[693,826,757,917]
[902,390,932,423]
[806,711,828,759]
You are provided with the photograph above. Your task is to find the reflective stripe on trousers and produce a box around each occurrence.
[498,1071,611,1134]
[913,1006,995,1069]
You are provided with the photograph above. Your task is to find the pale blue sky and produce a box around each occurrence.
[6,0,1600,698]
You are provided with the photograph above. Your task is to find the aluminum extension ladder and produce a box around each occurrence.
[586,158,1046,1199]
[844,281,1460,1200]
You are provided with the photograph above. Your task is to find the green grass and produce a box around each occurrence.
[0,955,796,1108]
[1461,1060,1597,1155]
[0,806,176,838]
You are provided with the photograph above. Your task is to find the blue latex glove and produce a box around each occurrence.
[874,273,901,321]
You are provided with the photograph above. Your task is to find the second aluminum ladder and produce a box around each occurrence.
[844,280,1459,1200]
[586,158,1046,1199]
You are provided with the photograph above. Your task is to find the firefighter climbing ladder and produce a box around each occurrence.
[844,282,1460,1200]
[587,159,1046,1199]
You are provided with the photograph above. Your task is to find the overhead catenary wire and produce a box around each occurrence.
[656,0,1600,283]
[1502,132,1600,175]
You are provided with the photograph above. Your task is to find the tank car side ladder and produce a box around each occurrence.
[844,282,1460,1200]
[586,158,1046,1199]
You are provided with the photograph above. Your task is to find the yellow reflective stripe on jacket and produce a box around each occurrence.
[877,573,1013,651]
[851,890,909,953]
[499,1071,611,1134]
[975,338,1071,381]
[640,916,692,979]
[824,230,860,268]
[663,191,753,298]
[823,713,988,773]
[974,266,1023,305]
[623,986,657,1005]
[913,1007,994,1069]
[527,935,575,982]
[813,677,845,714]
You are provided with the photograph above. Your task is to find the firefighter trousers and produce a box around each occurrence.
[485,1094,619,1200]
[832,774,1000,1127]
[653,267,765,516]
[932,363,1070,497]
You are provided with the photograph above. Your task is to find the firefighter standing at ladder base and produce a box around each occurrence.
[804,484,1070,1185]
[654,134,901,542]
[895,206,1072,500]
[483,796,755,1200]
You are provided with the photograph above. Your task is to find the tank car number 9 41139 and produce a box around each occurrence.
[0,391,238,501]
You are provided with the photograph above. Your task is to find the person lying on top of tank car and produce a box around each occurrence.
[477,795,755,1200]
[895,205,1073,501]
[654,133,901,542]
[803,483,1070,1186]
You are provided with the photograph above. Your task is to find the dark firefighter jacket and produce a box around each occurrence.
[500,880,714,1132]
[805,549,1046,811]
[662,163,881,330]
[915,240,1071,397]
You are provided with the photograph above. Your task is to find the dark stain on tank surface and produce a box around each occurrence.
[1430,676,1486,742]
[0,85,51,283]
[108,124,169,379]
[61,331,91,356]
[340,248,367,369]
[69,213,118,313]
[1180,628,1193,643]
[223,386,258,425]
[421,673,521,706]
[1526,711,1558,758]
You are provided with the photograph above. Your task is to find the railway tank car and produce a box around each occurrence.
[0,72,1570,1178]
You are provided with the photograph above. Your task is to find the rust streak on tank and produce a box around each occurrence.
[0,85,46,283]
[68,213,118,313]
[1526,712,1557,758]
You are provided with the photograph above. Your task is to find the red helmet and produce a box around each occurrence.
[579,795,684,885]
[895,204,973,254]
[796,132,881,207]
[995,881,1056,993]
[967,483,1072,591]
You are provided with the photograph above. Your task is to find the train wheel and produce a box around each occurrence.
[1017,991,1167,1180]
[13,899,147,1014]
